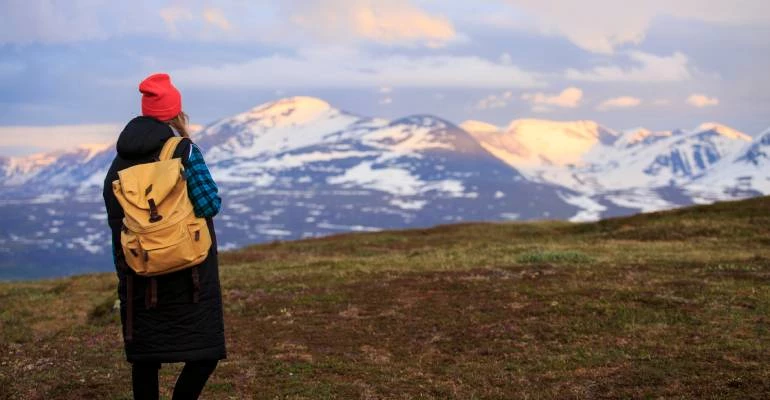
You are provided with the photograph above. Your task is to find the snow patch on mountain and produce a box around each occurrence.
[614,128,675,149]
[78,143,112,162]
[557,192,607,222]
[602,188,678,213]
[363,119,456,155]
[259,150,379,169]
[464,118,619,168]
[326,161,466,197]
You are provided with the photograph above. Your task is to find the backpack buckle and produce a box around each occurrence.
[148,199,163,223]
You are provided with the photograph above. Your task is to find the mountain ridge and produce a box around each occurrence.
[0,96,767,278]
[0,97,585,279]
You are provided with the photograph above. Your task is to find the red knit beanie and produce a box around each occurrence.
[139,73,182,121]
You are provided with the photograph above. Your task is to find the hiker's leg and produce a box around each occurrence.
[171,360,219,400]
[131,361,161,400]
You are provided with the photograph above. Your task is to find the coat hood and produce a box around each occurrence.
[116,116,174,160]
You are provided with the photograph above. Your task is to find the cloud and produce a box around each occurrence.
[503,0,770,53]
[474,91,514,110]
[596,96,642,111]
[170,48,544,89]
[0,1,456,47]
[379,87,393,93]
[687,94,719,107]
[0,124,120,155]
[284,0,458,47]
[652,99,672,106]
[160,6,194,36]
[202,8,233,32]
[521,87,583,110]
[566,51,691,82]
[379,97,393,105]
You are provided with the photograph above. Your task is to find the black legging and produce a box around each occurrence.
[131,360,218,400]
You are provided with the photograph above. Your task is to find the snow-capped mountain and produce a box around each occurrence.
[1,97,766,279]
[686,127,770,200]
[463,118,757,199]
[0,144,112,198]
[461,117,766,221]
[0,97,581,279]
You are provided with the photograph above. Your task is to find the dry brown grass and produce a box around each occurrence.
[1,196,769,399]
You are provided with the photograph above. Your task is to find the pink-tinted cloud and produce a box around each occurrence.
[474,91,514,110]
[687,94,719,107]
[596,96,642,111]
[286,0,458,47]
[521,87,583,111]
[202,8,233,32]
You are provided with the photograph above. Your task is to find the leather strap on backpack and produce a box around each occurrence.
[145,277,158,309]
[191,266,200,303]
[125,271,134,343]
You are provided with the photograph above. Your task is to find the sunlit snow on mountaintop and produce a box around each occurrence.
[463,118,618,167]
[697,122,753,141]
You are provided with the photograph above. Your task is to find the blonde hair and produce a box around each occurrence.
[166,111,190,138]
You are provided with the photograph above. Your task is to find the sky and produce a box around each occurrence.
[1,0,769,156]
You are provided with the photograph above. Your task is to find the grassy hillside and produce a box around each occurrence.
[1,196,769,399]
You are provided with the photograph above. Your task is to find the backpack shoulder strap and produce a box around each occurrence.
[158,137,183,161]
[172,138,194,163]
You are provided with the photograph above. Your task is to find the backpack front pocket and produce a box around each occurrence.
[136,223,198,276]
[121,229,148,275]
[187,219,212,257]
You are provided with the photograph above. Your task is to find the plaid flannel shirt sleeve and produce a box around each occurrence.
[184,143,222,218]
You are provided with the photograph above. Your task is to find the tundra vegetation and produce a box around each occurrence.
[1,196,769,399]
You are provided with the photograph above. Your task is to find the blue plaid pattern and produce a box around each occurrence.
[184,144,222,218]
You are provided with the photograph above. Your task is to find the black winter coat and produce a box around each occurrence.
[103,116,226,363]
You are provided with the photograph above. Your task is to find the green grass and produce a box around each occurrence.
[1,196,770,399]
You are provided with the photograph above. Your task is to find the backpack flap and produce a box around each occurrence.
[115,158,183,210]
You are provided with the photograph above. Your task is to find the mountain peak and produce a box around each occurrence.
[697,122,752,141]
[462,118,622,168]
[460,120,501,134]
[235,96,335,125]
[276,96,331,110]
[76,143,112,162]
[615,128,674,148]
[390,114,455,129]
[251,96,332,113]
[507,118,601,133]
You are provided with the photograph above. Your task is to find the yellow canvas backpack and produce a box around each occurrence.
[112,137,212,277]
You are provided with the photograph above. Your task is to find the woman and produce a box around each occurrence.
[103,73,226,400]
